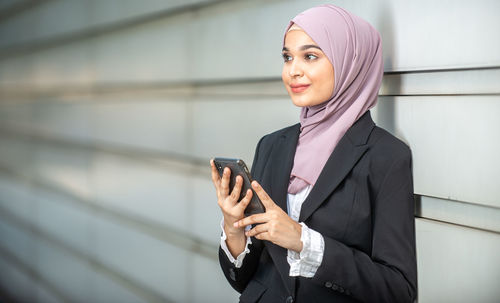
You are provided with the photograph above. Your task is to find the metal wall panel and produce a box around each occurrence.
[373,96,500,208]
[0,173,195,302]
[32,141,92,198]
[35,238,94,303]
[0,174,35,224]
[0,136,35,179]
[0,257,38,303]
[192,177,227,244]
[416,195,500,233]
[0,55,35,86]
[89,273,149,303]
[3,93,499,209]
[0,238,148,303]
[1,0,500,302]
[92,15,193,84]
[0,98,192,155]
[35,187,94,257]
[0,216,36,269]
[87,99,191,154]
[190,97,299,161]
[34,284,64,303]
[416,219,500,303]
[0,0,217,49]
[1,0,499,89]
[191,253,240,302]
[91,216,188,302]
[91,152,190,231]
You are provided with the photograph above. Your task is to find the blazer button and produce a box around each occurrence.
[229,268,236,281]
[324,281,333,288]
[338,286,345,293]
[332,284,339,291]
[285,296,294,303]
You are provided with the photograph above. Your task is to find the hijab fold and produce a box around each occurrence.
[286,5,384,194]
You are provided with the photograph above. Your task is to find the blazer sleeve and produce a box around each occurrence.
[218,136,268,293]
[309,149,418,303]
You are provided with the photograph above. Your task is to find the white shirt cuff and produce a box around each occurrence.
[219,218,252,268]
[287,222,324,277]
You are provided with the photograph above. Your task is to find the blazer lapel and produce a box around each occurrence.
[299,111,375,222]
[261,111,374,293]
[269,123,300,212]
[263,123,300,293]
[265,243,294,293]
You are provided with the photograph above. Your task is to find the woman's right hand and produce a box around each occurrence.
[210,159,253,237]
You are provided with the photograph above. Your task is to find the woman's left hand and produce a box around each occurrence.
[234,180,303,253]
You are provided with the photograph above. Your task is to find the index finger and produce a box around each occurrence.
[234,213,268,228]
[251,181,274,209]
[210,159,221,185]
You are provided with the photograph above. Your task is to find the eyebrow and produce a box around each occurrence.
[282,45,322,52]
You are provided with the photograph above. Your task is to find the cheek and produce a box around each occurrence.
[316,67,334,97]
[281,66,288,83]
[322,77,335,97]
[327,70,335,94]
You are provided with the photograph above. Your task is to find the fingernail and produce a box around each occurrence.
[233,222,239,228]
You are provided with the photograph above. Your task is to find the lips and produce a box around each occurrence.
[290,83,310,93]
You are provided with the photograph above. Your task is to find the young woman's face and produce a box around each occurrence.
[282,29,335,107]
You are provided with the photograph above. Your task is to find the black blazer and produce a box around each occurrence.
[219,111,417,303]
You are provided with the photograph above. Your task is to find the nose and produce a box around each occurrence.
[288,60,304,77]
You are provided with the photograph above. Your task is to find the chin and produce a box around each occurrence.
[290,95,308,107]
[291,99,306,107]
[291,97,315,108]
[290,93,330,107]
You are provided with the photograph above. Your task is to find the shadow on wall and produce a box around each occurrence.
[375,5,419,302]
[376,2,398,136]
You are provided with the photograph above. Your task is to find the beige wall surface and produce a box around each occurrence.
[0,0,499,302]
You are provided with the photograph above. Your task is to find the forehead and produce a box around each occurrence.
[283,30,318,48]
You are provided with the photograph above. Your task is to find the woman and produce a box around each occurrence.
[210,4,417,303]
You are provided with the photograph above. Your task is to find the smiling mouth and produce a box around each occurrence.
[290,84,310,93]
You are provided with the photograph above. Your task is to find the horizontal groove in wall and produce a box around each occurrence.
[1,128,499,234]
[0,77,285,101]
[0,244,71,303]
[380,67,500,96]
[414,217,500,237]
[0,127,208,175]
[0,0,48,22]
[0,0,231,59]
[415,195,500,234]
[383,65,500,74]
[0,204,174,303]
[0,287,18,303]
[1,162,497,251]
[1,67,499,101]
[0,166,218,260]
[0,165,218,260]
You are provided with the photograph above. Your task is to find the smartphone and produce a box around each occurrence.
[213,157,265,216]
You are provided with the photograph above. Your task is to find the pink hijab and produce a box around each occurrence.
[286,4,384,194]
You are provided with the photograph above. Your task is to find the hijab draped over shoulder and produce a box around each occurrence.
[286,4,384,194]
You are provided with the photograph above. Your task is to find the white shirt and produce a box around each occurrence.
[220,185,325,277]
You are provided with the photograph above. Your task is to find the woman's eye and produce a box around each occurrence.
[282,54,292,62]
[305,54,318,60]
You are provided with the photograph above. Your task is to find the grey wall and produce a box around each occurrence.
[0,0,499,302]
